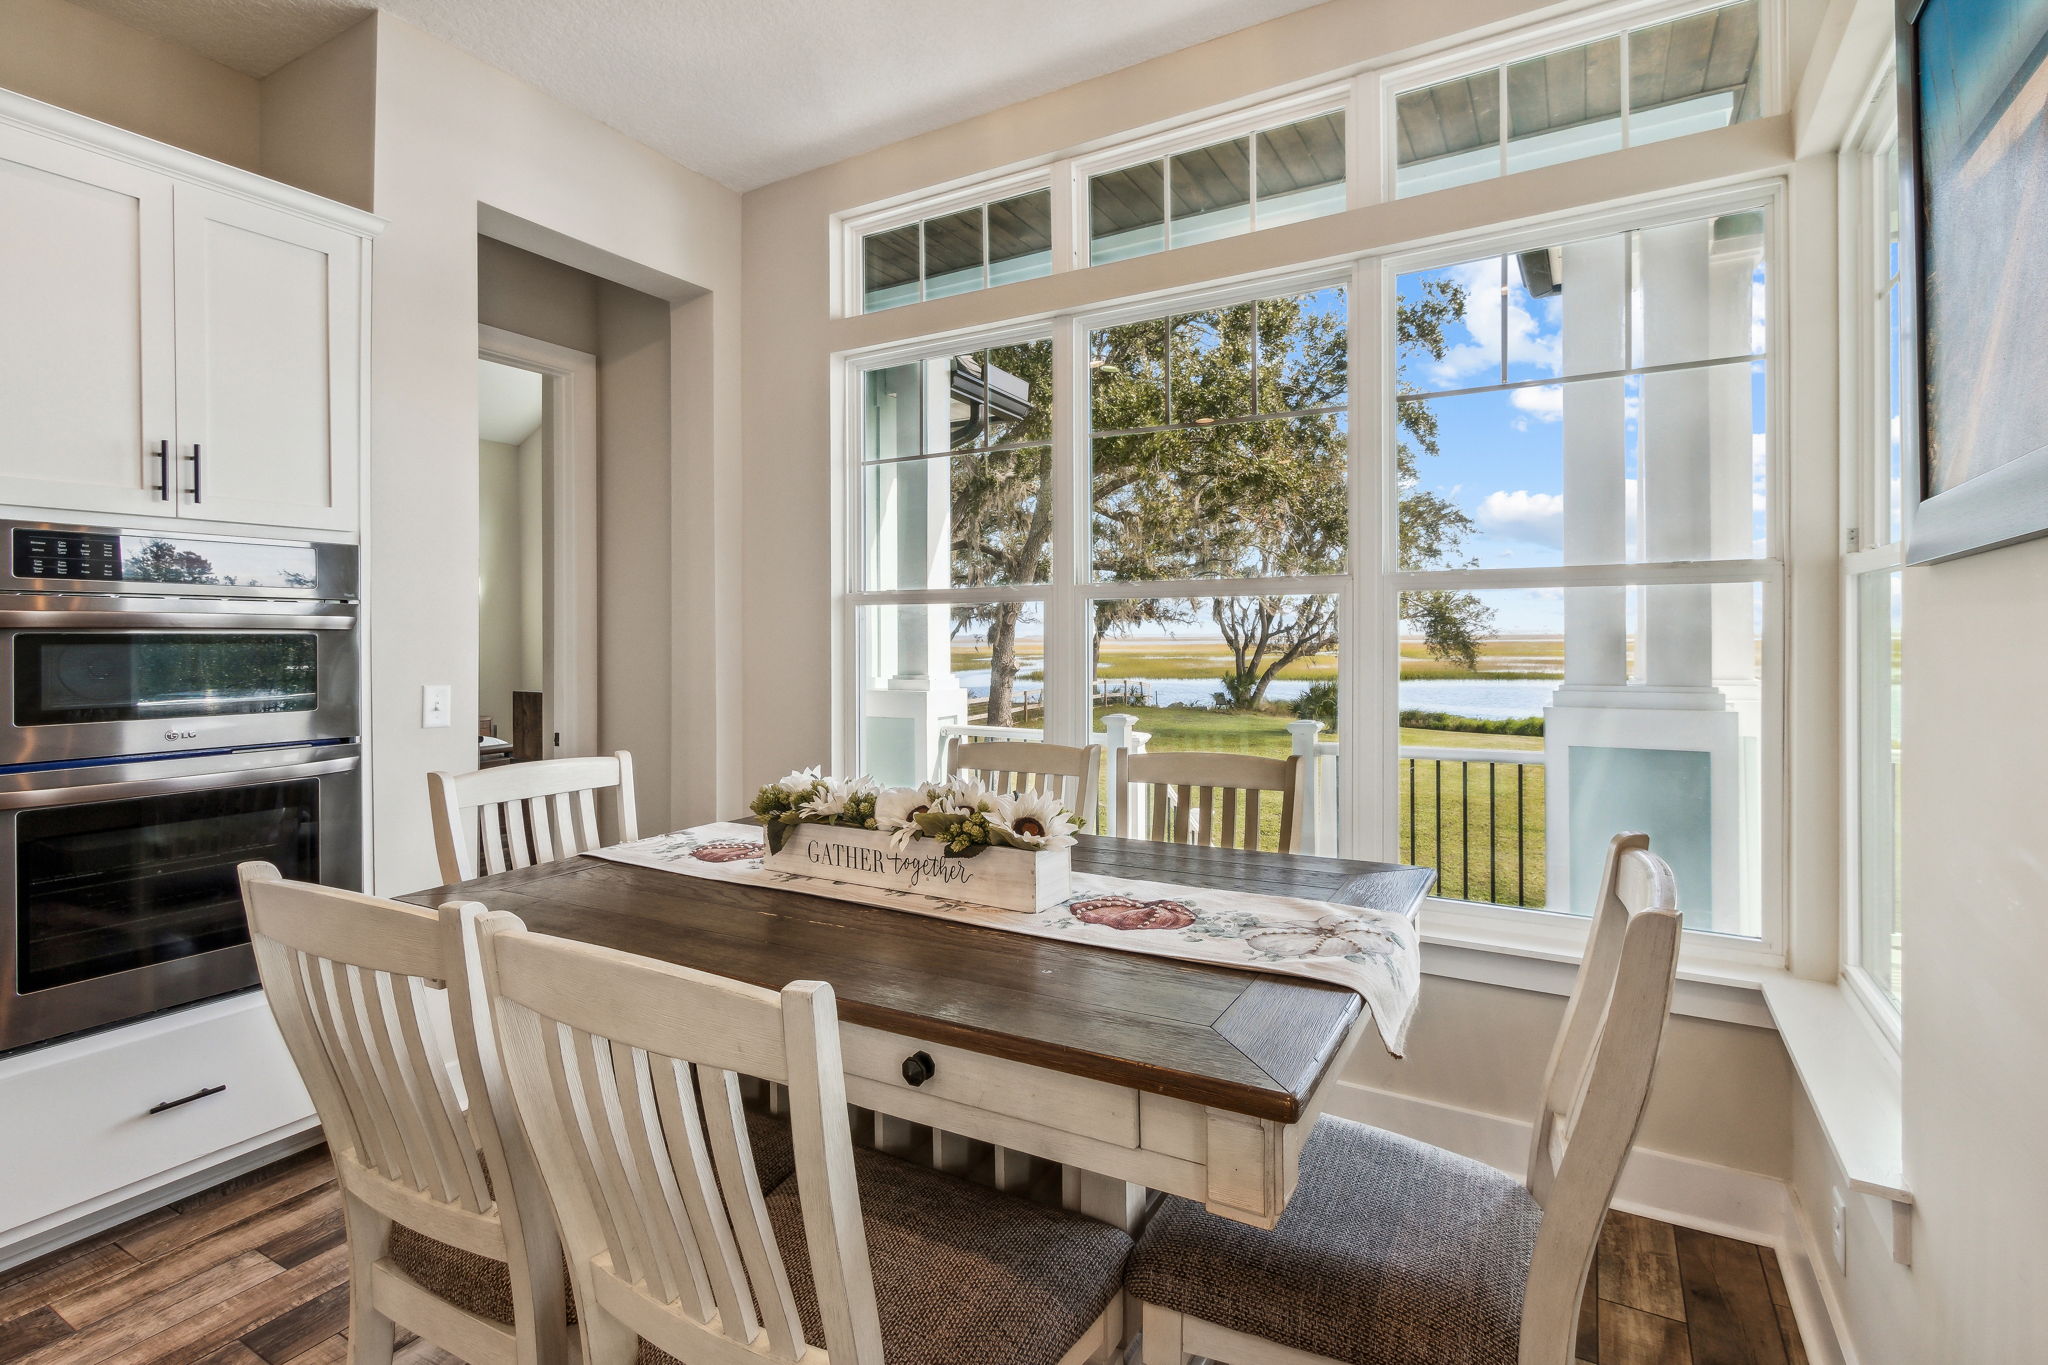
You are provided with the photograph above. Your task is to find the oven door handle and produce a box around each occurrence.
[0,754,360,810]
[0,609,355,630]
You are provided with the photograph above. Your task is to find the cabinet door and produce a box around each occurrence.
[0,128,177,517]
[173,184,360,532]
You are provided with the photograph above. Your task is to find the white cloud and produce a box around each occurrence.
[1424,258,1564,388]
[1511,385,1565,424]
[1476,489,1565,549]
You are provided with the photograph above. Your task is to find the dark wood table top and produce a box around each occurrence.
[400,834,1434,1123]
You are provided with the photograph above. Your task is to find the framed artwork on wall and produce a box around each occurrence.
[1899,0,2048,563]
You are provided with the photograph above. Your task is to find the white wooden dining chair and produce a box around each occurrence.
[946,737,1103,827]
[473,910,1135,1365]
[428,750,638,884]
[238,864,568,1365]
[1111,749,1304,853]
[1126,832,1682,1365]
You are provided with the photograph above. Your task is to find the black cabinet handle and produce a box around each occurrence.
[900,1052,936,1087]
[185,444,202,503]
[149,1084,226,1115]
[154,440,171,501]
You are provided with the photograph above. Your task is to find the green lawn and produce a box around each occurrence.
[955,635,1569,683]
[1087,703,1547,906]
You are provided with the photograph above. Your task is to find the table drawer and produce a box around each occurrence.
[840,1023,1140,1148]
[0,994,314,1235]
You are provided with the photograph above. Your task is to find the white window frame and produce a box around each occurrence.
[837,166,1058,319]
[837,177,1791,969]
[1363,179,1789,969]
[1374,0,1785,202]
[1838,69,1904,1043]
[1068,82,1356,266]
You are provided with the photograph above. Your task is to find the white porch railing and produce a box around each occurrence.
[935,717,1549,904]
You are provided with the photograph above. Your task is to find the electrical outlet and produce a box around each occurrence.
[421,684,452,729]
[1830,1189,1849,1273]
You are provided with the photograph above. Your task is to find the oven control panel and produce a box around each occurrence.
[13,530,120,582]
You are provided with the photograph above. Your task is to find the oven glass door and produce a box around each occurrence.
[15,779,318,995]
[15,632,320,726]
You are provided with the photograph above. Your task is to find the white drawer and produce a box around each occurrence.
[0,992,314,1234]
[840,1022,1139,1148]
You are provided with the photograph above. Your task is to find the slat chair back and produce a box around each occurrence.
[945,737,1102,827]
[429,751,638,884]
[1111,749,1303,853]
[474,912,884,1365]
[238,865,565,1365]
[1516,832,1682,1365]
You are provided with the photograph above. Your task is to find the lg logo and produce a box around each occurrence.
[164,729,199,741]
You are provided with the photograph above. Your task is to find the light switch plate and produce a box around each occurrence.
[422,684,452,728]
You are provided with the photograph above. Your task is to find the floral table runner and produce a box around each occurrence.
[587,822,1421,1056]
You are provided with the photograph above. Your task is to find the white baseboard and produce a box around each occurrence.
[1329,1081,1855,1365]
[0,1120,323,1273]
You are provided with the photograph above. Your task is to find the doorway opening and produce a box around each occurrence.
[475,327,597,766]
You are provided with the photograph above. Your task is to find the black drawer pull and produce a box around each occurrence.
[149,1084,226,1115]
[900,1052,936,1087]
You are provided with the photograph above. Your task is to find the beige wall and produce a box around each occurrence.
[476,438,527,734]
[365,12,742,889]
[259,16,375,210]
[1884,542,2048,1362]
[597,282,675,830]
[1348,976,1793,1178]
[0,0,260,168]
[478,236,601,354]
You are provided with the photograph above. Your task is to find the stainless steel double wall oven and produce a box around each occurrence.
[0,521,361,1053]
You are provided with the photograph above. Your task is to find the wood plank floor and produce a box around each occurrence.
[0,1146,1806,1365]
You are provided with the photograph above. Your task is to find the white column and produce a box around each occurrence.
[1709,227,1764,688]
[1560,236,1629,690]
[1638,220,1713,689]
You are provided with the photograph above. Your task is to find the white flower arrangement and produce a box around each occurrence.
[750,769,1080,858]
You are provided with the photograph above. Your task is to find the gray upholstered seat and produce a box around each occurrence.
[1126,1116,1542,1365]
[387,1108,800,1325]
[640,1144,1132,1365]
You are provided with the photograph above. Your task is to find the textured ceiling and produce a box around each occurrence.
[69,0,1329,190]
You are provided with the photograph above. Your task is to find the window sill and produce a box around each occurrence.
[1759,975,1909,1201]
[1417,900,1779,1027]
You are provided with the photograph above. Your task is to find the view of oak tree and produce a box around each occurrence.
[946,283,1494,723]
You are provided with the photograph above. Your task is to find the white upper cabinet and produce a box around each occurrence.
[0,126,178,517]
[0,93,377,534]
[173,185,361,531]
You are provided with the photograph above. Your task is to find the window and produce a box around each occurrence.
[853,338,1054,785]
[849,286,1350,840]
[1388,205,1774,938]
[1845,86,1903,1014]
[1088,111,1347,265]
[1392,1,1763,197]
[860,189,1053,313]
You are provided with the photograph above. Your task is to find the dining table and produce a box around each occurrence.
[400,831,1434,1232]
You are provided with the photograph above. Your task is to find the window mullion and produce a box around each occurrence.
[1047,315,1091,750]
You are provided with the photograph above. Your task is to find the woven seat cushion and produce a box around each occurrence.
[1126,1116,1542,1365]
[387,1109,800,1326]
[641,1145,1131,1365]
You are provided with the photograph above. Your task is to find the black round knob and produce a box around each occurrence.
[901,1051,936,1087]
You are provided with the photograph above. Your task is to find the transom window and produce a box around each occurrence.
[861,189,1053,313]
[1088,110,1348,265]
[1391,1,1763,197]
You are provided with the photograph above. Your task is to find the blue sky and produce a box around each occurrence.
[1394,239,1768,631]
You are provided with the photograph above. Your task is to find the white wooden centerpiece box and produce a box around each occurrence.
[762,824,1070,912]
[752,770,1082,914]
